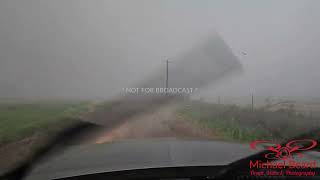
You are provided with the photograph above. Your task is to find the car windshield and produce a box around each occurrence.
[1,0,320,178]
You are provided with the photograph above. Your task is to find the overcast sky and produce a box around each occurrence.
[0,0,319,100]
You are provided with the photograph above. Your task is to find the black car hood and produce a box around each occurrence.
[25,138,254,180]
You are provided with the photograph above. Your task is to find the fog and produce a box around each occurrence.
[0,0,319,101]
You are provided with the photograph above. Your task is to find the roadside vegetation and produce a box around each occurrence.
[177,100,319,143]
[0,101,92,146]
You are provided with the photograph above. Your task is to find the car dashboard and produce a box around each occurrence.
[53,166,320,180]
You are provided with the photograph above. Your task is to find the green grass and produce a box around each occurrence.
[178,108,270,142]
[177,100,317,143]
[0,101,91,145]
[93,101,113,111]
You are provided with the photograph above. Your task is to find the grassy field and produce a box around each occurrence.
[0,101,91,145]
[177,100,319,143]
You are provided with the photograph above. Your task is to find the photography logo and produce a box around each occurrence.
[248,139,318,177]
[250,139,317,160]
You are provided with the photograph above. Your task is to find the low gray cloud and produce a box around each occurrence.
[0,0,319,101]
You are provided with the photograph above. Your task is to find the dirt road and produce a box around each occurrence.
[0,103,217,174]
[94,103,218,144]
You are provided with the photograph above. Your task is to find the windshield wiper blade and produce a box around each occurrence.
[0,122,97,180]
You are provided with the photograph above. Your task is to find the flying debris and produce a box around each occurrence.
[241,51,247,56]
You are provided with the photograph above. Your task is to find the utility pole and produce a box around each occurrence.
[251,93,254,112]
[166,59,169,89]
